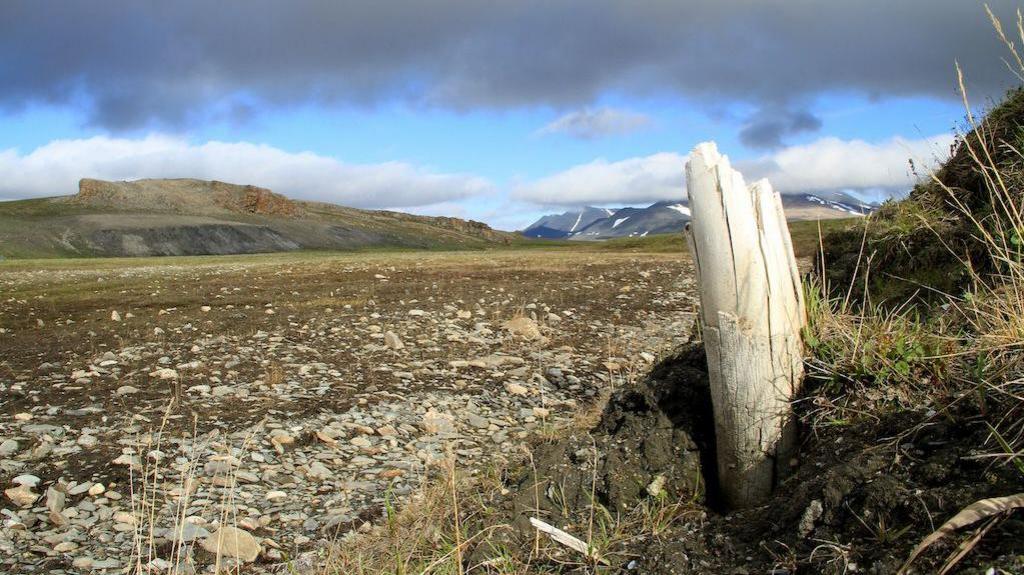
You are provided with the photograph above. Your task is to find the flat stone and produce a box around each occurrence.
[12,474,41,487]
[68,481,93,496]
[169,521,211,543]
[504,382,529,396]
[501,317,544,341]
[201,526,261,562]
[150,368,179,380]
[0,439,18,457]
[383,331,404,350]
[54,541,78,552]
[421,411,456,434]
[306,461,333,481]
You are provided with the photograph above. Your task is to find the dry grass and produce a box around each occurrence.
[321,448,704,575]
[802,2,1024,518]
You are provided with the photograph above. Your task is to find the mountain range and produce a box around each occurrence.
[523,192,877,240]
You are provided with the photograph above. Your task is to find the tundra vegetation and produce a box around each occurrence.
[5,16,1024,575]
[319,16,1024,575]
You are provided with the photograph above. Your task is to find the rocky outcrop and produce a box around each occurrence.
[208,181,298,216]
[74,178,300,217]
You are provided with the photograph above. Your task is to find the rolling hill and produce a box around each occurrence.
[0,178,516,259]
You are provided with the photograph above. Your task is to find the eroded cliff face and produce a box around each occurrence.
[74,178,300,217]
[208,181,299,216]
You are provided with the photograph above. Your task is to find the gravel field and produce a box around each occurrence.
[0,249,696,573]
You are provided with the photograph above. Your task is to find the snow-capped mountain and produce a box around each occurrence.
[522,206,618,238]
[523,193,878,241]
[568,201,692,240]
[781,193,876,219]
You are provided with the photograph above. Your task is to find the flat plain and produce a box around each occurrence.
[0,248,697,572]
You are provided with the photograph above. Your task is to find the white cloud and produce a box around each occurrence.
[0,135,493,209]
[514,134,954,206]
[537,107,652,139]
[739,134,954,193]
[513,152,684,206]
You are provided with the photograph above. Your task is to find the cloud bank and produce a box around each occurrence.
[514,134,954,206]
[0,1,1016,129]
[0,136,491,209]
[538,108,652,139]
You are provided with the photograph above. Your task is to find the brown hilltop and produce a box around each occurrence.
[75,178,300,217]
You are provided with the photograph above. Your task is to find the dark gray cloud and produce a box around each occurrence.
[740,108,823,149]
[0,1,1018,131]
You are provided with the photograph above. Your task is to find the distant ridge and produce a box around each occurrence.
[524,193,876,240]
[0,178,515,259]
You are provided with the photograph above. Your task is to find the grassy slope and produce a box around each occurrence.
[0,197,103,258]
[0,195,517,259]
[0,216,849,270]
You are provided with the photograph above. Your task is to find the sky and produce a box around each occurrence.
[0,1,1020,230]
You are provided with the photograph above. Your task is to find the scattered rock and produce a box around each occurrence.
[0,250,697,574]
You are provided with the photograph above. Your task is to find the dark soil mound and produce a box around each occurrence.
[467,344,714,568]
[472,345,1023,573]
[678,405,1024,574]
